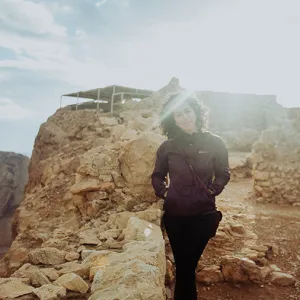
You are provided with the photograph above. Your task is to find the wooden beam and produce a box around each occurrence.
[111,86,116,114]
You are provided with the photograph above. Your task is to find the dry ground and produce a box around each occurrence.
[197,178,300,300]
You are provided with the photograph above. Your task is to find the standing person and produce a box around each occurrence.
[151,91,230,300]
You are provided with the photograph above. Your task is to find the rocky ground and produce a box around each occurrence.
[166,178,300,300]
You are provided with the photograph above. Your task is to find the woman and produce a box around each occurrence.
[151,91,230,300]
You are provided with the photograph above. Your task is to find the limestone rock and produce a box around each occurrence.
[82,251,112,267]
[0,278,34,298]
[106,211,134,230]
[220,257,258,283]
[119,132,164,186]
[11,264,40,282]
[269,272,296,286]
[86,191,108,201]
[240,258,262,282]
[40,268,59,282]
[98,229,121,241]
[122,216,163,244]
[81,250,103,261]
[196,265,224,284]
[136,208,163,227]
[91,259,162,296]
[79,229,100,245]
[41,239,68,250]
[33,283,66,300]
[253,171,270,181]
[57,263,90,278]
[65,251,80,262]
[54,272,89,294]
[99,117,118,126]
[70,178,113,194]
[270,264,282,272]
[30,270,51,287]
[89,282,164,300]
[29,248,66,265]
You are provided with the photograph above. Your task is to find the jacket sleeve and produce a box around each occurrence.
[151,143,169,199]
[211,137,230,196]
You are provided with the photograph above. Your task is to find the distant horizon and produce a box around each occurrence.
[1,86,298,157]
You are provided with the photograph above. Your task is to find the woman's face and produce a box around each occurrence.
[173,102,197,133]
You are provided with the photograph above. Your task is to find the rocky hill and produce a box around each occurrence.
[0,152,29,258]
[0,79,298,300]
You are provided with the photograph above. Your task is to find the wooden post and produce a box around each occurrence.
[76,92,79,111]
[97,88,100,111]
[111,86,115,114]
[60,95,63,108]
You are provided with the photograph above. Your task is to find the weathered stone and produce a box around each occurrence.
[41,239,68,250]
[269,272,296,286]
[70,178,113,194]
[99,117,118,126]
[220,257,250,282]
[65,251,80,262]
[0,278,34,298]
[91,259,162,295]
[79,229,100,245]
[82,251,112,269]
[29,248,66,265]
[30,270,51,287]
[57,263,90,278]
[89,282,164,300]
[122,216,163,243]
[261,266,273,282]
[40,268,59,281]
[11,264,40,281]
[119,133,164,186]
[33,283,66,300]
[196,265,224,284]
[81,250,103,261]
[270,264,282,272]
[86,191,108,201]
[253,171,270,181]
[54,272,89,294]
[240,258,262,282]
[98,229,121,241]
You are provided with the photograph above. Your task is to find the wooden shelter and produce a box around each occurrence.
[61,85,154,113]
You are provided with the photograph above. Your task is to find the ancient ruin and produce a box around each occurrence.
[0,79,299,300]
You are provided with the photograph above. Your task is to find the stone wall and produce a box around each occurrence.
[252,109,300,205]
[197,91,285,152]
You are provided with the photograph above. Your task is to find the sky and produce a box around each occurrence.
[1,0,300,155]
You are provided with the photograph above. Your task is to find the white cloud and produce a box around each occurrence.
[0,0,66,36]
[0,97,36,120]
[0,71,11,83]
[96,0,108,8]
[0,0,299,108]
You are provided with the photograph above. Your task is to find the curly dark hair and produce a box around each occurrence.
[159,91,208,139]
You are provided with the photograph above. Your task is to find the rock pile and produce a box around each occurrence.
[252,111,300,205]
[0,79,180,299]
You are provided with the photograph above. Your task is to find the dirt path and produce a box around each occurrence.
[196,178,300,300]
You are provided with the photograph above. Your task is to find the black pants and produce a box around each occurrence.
[164,212,218,300]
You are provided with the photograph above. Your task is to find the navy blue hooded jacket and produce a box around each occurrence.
[151,131,230,216]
